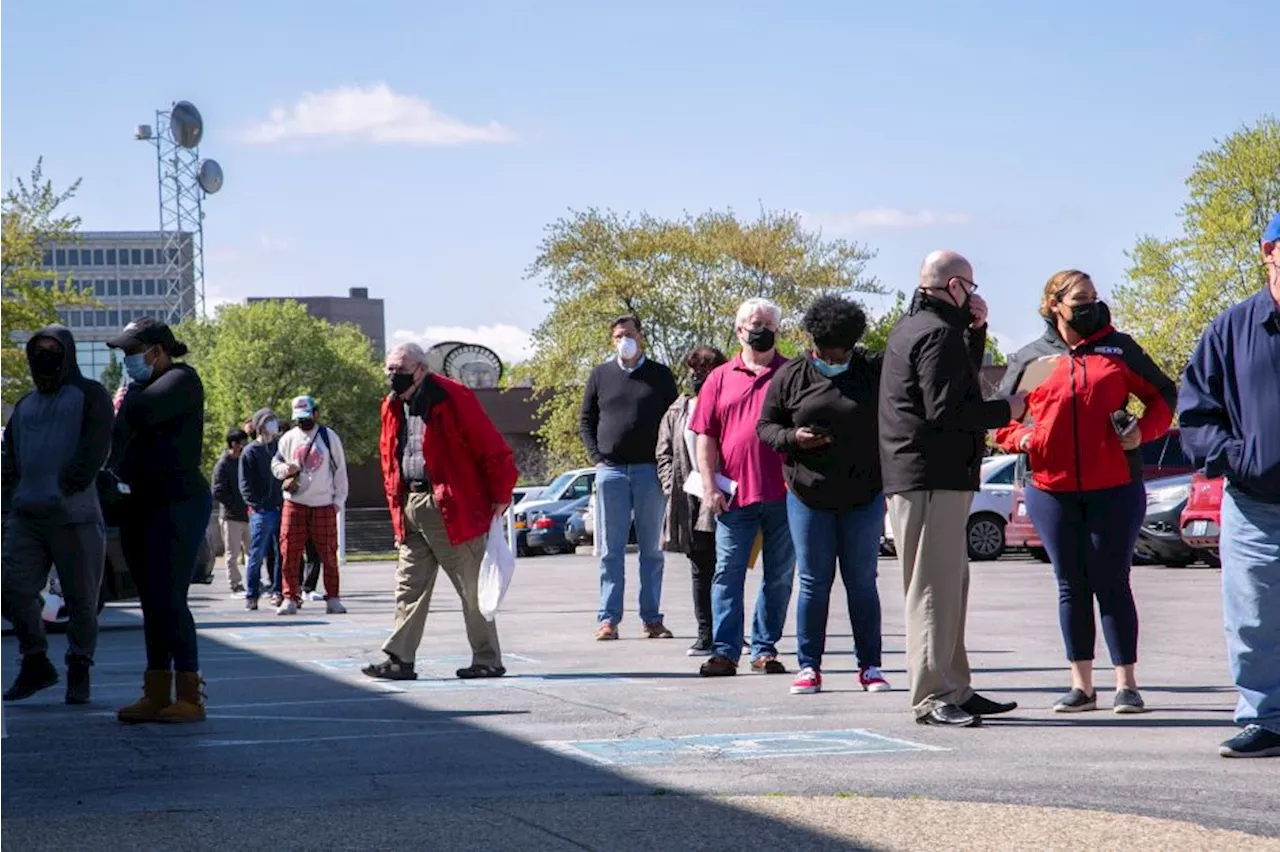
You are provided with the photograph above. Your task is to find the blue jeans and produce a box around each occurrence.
[595,463,665,626]
[245,509,283,600]
[711,500,795,662]
[1220,486,1280,734]
[789,492,885,671]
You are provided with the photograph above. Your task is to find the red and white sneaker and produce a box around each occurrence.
[859,666,891,692]
[790,667,822,695]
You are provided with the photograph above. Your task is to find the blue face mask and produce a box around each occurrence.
[124,352,154,382]
[811,354,850,378]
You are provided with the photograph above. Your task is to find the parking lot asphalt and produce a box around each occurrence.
[3,551,1278,851]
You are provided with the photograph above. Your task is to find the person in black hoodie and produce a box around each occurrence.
[239,408,285,608]
[758,296,891,697]
[878,250,1026,727]
[106,317,212,724]
[2,325,113,705]
[211,428,251,595]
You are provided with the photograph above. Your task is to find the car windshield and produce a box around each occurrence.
[981,457,1016,485]
[542,473,575,499]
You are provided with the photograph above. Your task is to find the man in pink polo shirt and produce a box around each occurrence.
[691,298,797,677]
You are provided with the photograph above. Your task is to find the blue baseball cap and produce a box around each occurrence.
[1264,212,1280,245]
[291,395,316,419]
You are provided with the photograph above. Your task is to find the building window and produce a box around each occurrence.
[93,249,104,266]
[55,249,66,266]
[69,311,81,328]
[107,279,117,296]
[130,249,142,266]
[68,249,80,266]
[120,249,130,266]
[144,248,155,265]
[121,310,132,324]
[106,248,116,265]
[43,249,53,266]
[144,279,156,296]
[95,310,108,328]
[108,310,119,327]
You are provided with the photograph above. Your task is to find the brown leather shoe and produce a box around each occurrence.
[700,655,738,677]
[595,622,618,641]
[642,621,674,639]
[751,655,788,674]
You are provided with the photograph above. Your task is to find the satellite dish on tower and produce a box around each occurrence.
[169,101,204,148]
[443,344,503,389]
[425,341,464,375]
[197,159,223,194]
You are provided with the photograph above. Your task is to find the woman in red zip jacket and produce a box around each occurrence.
[995,269,1176,715]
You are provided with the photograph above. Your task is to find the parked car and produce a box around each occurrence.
[1133,473,1202,566]
[512,468,596,556]
[882,454,1019,561]
[1006,428,1197,562]
[526,496,591,556]
[565,505,592,548]
[1180,472,1224,562]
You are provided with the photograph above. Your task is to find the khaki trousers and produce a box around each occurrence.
[887,490,975,716]
[221,517,251,588]
[382,492,501,667]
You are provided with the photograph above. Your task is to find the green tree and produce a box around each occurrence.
[2,159,97,404]
[100,350,123,392]
[858,291,1004,363]
[519,207,880,469]
[177,300,385,471]
[1113,115,1280,377]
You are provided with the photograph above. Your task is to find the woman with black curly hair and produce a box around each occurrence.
[757,295,890,696]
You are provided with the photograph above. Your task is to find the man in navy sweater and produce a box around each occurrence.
[239,408,284,610]
[1179,212,1280,759]
[579,316,679,641]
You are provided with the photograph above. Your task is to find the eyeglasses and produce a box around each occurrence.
[949,276,978,293]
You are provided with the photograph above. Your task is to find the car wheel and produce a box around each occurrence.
[1028,546,1050,563]
[966,515,1005,561]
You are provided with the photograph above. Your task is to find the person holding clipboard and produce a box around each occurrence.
[995,270,1176,715]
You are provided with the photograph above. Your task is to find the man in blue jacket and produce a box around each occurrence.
[239,408,284,610]
[1178,212,1280,759]
[2,326,114,704]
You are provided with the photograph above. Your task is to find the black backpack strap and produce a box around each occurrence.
[318,426,337,474]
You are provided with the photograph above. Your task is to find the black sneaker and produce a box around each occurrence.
[1113,688,1146,714]
[362,654,418,681]
[960,693,1018,716]
[1219,725,1280,758]
[456,664,506,679]
[245,597,259,611]
[3,653,59,702]
[687,637,714,657]
[1053,688,1098,713]
[700,655,738,677]
[917,704,979,727]
[65,662,91,705]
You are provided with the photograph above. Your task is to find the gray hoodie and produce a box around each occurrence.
[1,325,114,524]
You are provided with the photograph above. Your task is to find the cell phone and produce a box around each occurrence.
[807,423,831,437]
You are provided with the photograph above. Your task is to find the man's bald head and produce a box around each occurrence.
[919,250,973,290]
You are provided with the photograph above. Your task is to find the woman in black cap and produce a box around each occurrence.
[106,317,212,723]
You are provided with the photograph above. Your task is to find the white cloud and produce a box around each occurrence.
[391,324,535,364]
[802,208,973,235]
[240,82,517,147]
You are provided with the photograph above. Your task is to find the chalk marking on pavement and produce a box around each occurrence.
[194,728,473,747]
[540,729,949,766]
[91,652,265,669]
[222,628,393,641]
[364,673,637,693]
[85,673,322,691]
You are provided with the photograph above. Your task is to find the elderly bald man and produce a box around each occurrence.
[879,250,1027,727]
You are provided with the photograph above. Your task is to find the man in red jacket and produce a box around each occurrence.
[362,342,519,681]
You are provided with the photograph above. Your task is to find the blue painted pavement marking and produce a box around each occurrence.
[543,729,947,766]
[308,653,542,672]
[367,673,637,693]
[225,628,392,642]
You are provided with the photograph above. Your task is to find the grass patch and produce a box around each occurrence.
[345,551,399,563]
[651,787,670,797]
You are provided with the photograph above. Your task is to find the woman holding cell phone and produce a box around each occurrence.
[995,270,1176,714]
[757,295,890,696]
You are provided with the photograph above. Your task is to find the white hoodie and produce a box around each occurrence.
[271,424,349,508]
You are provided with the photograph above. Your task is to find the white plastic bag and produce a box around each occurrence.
[478,516,516,621]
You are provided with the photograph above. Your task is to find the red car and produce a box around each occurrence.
[1006,429,1197,562]
[1180,472,1223,561]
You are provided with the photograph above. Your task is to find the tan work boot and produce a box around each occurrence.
[157,671,207,723]
[117,670,173,724]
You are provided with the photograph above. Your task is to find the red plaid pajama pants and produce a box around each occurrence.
[280,501,340,602]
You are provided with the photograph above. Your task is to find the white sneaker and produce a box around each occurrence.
[276,599,298,616]
[306,591,326,602]
[325,597,347,615]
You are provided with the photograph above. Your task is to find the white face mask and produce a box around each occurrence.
[617,337,639,360]
[262,419,279,438]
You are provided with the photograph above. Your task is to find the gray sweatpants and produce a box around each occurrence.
[1,515,106,663]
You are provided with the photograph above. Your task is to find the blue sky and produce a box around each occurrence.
[2,1,1269,360]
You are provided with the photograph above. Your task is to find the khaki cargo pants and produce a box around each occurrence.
[382,492,501,667]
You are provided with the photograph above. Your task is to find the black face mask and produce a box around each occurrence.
[746,328,776,353]
[691,375,709,395]
[297,418,316,432]
[31,349,63,392]
[1065,300,1110,338]
[389,371,416,395]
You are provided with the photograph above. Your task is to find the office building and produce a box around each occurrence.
[248,287,386,356]
[38,231,195,385]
